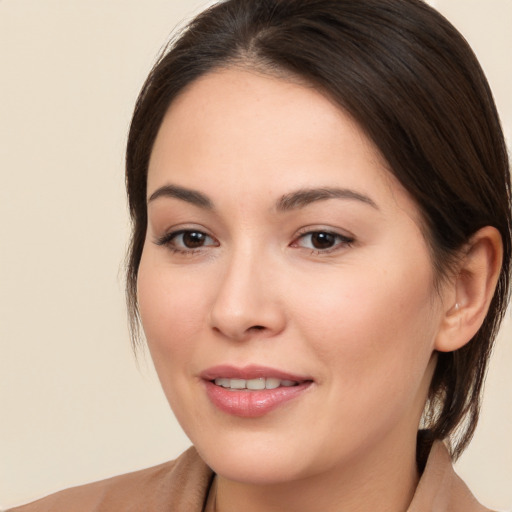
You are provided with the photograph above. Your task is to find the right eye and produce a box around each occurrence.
[156,229,219,253]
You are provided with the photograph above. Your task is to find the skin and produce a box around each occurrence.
[137,68,500,512]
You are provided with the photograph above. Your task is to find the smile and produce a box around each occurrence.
[201,365,313,417]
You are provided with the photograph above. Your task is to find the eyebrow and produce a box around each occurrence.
[147,184,378,211]
[276,187,379,211]
[148,184,213,209]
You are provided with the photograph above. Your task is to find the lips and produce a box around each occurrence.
[200,365,313,418]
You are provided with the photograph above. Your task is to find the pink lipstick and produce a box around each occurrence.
[200,365,313,418]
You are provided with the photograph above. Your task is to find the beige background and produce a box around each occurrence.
[0,0,511,509]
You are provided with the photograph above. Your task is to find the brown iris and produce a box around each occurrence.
[310,232,336,249]
[181,231,208,248]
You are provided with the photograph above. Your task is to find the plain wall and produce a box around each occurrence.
[1,0,510,509]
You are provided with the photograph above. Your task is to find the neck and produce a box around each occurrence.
[214,430,420,512]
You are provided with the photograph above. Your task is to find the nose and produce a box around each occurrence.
[208,247,286,341]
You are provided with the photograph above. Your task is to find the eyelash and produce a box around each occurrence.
[155,229,218,255]
[155,228,354,255]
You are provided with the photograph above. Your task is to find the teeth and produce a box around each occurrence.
[247,378,265,390]
[215,378,230,388]
[214,377,299,390]
[265,378,280,389]
[230,378,246,389]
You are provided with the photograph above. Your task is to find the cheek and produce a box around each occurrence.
[289,255,438,403]
[137,250,209,364]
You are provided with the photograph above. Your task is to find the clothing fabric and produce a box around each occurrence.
[7,441,492,512]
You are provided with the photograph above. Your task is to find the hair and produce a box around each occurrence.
[125,0,511,460]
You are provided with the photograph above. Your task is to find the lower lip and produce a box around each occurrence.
[204,380,312,418]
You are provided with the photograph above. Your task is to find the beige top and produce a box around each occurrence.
[8,441,492,512]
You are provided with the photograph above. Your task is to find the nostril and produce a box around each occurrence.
[250,325,265,331]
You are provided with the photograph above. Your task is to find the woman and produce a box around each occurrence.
[8,0,510,510]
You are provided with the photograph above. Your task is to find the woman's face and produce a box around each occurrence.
[138,68,448,484]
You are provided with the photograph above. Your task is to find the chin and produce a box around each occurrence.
[201,446,308,485]
[185,426,294,481]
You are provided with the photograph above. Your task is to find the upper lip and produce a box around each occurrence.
[200,364,312,382]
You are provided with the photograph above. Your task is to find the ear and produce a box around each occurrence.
[435,226,503,353]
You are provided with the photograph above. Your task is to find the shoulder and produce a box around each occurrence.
[6,447,213,512]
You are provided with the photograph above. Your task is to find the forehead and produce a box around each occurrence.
[147,67,420,222]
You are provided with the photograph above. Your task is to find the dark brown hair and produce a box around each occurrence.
[125,0,511,459]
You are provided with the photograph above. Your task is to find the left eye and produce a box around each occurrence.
[174,231,214,248]
[157,230,218,251]
[293,231,353,251]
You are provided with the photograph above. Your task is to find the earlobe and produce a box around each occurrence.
[435,226,503,353]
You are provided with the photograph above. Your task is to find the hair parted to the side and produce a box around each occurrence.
[125,0,511,459]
